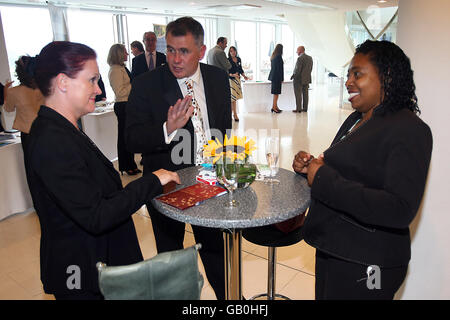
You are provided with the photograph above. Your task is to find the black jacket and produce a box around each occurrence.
[228,56,244,79]
[268,55,284,83]
[303,105,432,267]
[131,51,166,79]
[125,63,231,173]
[26,106,163,294]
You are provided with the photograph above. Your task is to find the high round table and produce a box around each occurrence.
[152,166,310,300]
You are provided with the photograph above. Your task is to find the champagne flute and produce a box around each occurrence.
[265,137,280,184]
[216,162,240,208]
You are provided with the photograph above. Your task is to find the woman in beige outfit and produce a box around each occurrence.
[107,44,140,175]
[4,56,44,152]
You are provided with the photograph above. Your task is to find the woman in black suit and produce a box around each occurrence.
[227,46,248,122]
[27,41,180,300]
[268,43,283,113]
[293,40,432,299]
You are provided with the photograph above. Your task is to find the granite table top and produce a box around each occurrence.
[152,166,311,230]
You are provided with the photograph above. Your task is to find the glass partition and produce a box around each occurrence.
[281,24,294,81]
[259,23,275,81]
[233,21,256,81]
[346,6,398,46]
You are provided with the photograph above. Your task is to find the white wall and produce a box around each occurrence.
[395,0,450,299]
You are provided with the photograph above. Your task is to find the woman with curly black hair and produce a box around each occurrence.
[3,55,44,152]
[293,40,432,299]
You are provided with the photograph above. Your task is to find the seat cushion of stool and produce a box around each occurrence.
[243,224,304,248]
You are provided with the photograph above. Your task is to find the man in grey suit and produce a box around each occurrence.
[207,37,231,73]
[291,46,313,112]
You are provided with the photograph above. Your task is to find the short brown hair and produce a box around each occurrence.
[166,17,204,47]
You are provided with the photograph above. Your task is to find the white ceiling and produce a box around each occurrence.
[15,0,399,21]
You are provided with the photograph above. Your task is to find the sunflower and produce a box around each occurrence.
[203,134,257,164]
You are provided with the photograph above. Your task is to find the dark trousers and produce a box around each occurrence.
[293,81,309,111]
[315,250,408,300]
[21,132,31,182]
[146,203,225,300]
[114,102,137,172]
[21,132,29,155]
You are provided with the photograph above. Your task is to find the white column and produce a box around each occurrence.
[396,0,450,299]
[47,2,69,41]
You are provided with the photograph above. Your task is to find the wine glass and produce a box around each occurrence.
[216,162,240,208]
[265,137,280,184]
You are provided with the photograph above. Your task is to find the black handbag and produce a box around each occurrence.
[96,244,204,300]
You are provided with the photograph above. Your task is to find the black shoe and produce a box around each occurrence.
[121,170,138,176]
[271,108,282,114]
[292,110,298,113]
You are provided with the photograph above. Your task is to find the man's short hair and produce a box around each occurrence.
[130,41,144,53]
[166,17,204,46]
[217,37,226,44]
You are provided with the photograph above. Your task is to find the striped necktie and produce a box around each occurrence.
[148,52,154,71]
[185,79,207,165]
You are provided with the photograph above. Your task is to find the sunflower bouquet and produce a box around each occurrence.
[203,135,257,188]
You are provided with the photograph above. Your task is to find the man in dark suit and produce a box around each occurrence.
[125,17,231,300]
[131,31,166,78]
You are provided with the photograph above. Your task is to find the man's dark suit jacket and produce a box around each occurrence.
[131,51,166,79]
[25,106,163,295]
[125,63,231,172]
[303,105,432,268]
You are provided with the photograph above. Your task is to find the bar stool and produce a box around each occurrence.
[243,223,304,300]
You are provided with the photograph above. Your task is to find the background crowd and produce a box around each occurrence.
[0,16,432,301]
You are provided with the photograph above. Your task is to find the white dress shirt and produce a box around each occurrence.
[163,64,211,144]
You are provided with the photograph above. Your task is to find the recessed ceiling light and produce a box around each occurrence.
[378,0,387,3]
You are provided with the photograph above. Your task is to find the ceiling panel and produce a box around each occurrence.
[8,0,398,21]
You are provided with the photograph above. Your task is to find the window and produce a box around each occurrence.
[67,9,115,101]
[281,24,294,81]
[259,23,275,81]
[200,17,217,63]
[126,13,167,56]
[1,6,53,82]
[233,21,256,80]
[346,7,398,46]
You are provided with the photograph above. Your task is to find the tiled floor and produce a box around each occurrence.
[0,81,353,300]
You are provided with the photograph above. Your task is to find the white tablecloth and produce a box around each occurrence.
[81,108,118,162]
[0,106,118,220]
[241,81,295,112]
[0,136,33,220]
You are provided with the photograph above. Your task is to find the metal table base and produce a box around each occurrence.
[223,228,242,300]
